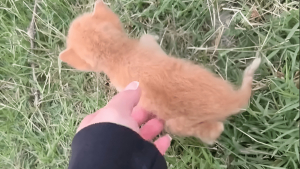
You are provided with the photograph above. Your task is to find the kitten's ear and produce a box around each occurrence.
[59,48,93,71]
[93,0,123,30]
[93,0,113,17]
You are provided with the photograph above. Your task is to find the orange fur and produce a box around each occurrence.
[59,0,261,144]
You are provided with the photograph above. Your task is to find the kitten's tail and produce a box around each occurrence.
[232,57,261,110]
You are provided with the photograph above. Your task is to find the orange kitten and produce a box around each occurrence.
[59,0,261,144]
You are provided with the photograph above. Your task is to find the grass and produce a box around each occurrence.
[0,0,299,168]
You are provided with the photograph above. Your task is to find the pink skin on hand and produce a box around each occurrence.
[76,81,172,155]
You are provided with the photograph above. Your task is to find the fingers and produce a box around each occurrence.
[154,135,172,155]
[139,118,171,155]
[106,81,141,115]
[140,118,164,141]
[131,106,151,126]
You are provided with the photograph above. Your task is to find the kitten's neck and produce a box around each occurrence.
[100,38,140,89]
[103,38,139,69]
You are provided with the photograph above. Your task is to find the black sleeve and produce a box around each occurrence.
[68,122,167,169]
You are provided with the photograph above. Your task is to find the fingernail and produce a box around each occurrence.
[167,134,172,141]
[125,81,139,90]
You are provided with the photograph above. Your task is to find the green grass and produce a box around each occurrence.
[0,0,299,168]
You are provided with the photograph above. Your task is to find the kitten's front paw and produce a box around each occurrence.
[140,34,159,43]
[196,121,224,145]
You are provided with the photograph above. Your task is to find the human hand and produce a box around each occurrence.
[76,81,171,155]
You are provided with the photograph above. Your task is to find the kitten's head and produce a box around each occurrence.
[59,0,124,72]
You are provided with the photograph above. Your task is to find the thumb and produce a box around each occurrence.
[105,81,141,115]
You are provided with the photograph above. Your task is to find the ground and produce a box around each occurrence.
[0,0,299,168]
